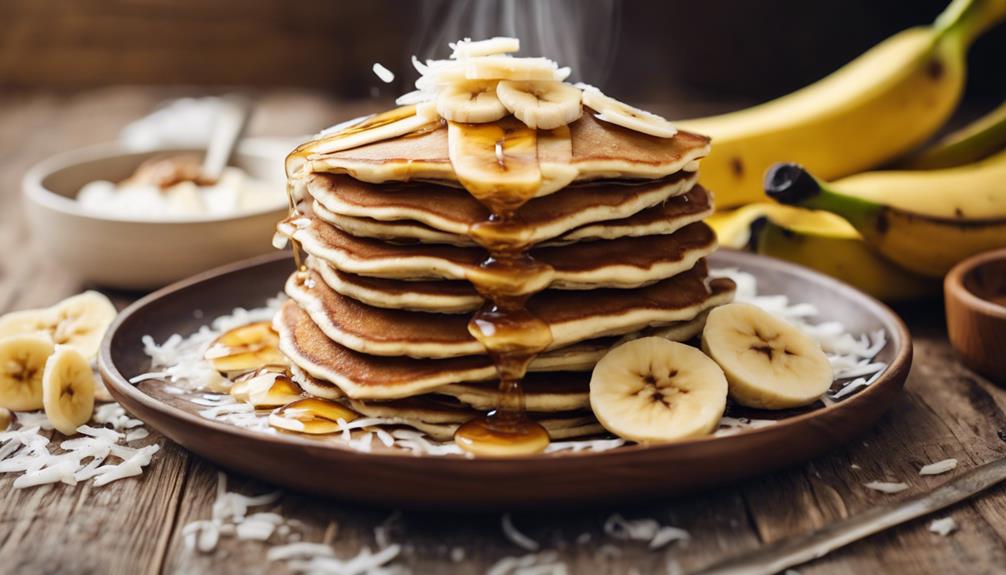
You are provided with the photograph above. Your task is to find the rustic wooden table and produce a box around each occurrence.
[2,88,1005,575]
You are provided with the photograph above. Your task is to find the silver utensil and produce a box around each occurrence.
[201,96,253,182]
[692,456,1006,575]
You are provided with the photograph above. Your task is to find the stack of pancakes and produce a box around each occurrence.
[275,112,736,442]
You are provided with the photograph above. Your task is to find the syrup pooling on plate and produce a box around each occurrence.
[449,121,559,456]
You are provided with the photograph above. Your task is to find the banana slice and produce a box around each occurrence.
[311,104,440,155]
[436,80,508,123]
[590,337,727,443]
[450,37,520,59]
[205,321,288,375]
[0,407,10,430]
[268,398,358,435]
[496,81,582,130]
[0,291,116,360]
[231,368,303,408]
[464,56,561,82]
[579,84,678,138]
[0,335,55,411]
[701,303,832,409]
[42,346,95,435]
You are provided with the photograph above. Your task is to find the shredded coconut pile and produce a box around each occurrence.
[0,403,158,489]
[185,473,404,574]
[711,269,889,406]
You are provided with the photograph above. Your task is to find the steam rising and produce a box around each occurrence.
[412,0,621,86]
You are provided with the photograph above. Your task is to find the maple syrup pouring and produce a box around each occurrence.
[450,122,555,456]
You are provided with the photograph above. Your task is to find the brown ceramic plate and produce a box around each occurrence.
[99,250,911,509]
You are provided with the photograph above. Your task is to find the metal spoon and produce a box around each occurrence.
[201,96,253,183]
[691,456,1006,575]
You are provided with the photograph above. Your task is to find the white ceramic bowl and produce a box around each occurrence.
[23,143,288,290]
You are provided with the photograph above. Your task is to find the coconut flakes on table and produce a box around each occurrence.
[864,481,910,494]
[603,513,690,550]
[0,407,159,489]
[920,458,958,476]
[710,268,889,403]
[929,516,957,536]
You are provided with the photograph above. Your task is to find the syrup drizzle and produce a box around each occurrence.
[449,121,558,456]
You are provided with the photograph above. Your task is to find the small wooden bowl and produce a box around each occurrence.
[945,247,1006,384]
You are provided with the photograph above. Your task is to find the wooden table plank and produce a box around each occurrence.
[2,88,1006,575]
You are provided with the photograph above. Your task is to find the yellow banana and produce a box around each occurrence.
[766,161,1006,277]
[897,98,1006,169]
[710,204,938,301]
[680,0,1006,208]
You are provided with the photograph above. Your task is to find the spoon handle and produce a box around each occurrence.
[692,456,1006,575]
[202,96,253,182]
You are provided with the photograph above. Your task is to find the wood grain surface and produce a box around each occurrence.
[1,88,1005,574]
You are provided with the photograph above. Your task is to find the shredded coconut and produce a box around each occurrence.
[372,63,395,84]
[919,458,958,476]
[864,481,909,494]
[0,404,158,489]
[502,513,540,551]
[487,550,567,575]
[929,516,957,536]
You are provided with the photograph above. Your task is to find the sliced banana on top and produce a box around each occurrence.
[701,303,832,409]
[590,337,728,443]
[579,84,678,138]
[436,80,508,124]
[496,81,582,130]
[450,37,520,59]
[0,334,56,411]
[42,346,95,435]
[465,56,561,82]
[0,291,116,360]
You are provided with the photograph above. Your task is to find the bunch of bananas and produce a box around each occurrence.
[693,0,1006,301]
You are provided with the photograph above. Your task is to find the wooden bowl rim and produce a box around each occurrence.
[99,250,913,464]
[945,247,1006,321]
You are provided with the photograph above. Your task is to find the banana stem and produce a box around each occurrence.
[764,164,881,230]
[936,0,1006,48]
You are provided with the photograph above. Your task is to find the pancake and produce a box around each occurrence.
[294,113,710,189]
[305,170,697,245]
[312,184,714,247]
[278,217,718,289]
[286,263,733,358]
[275,293,731,399]
[313,262,481,314]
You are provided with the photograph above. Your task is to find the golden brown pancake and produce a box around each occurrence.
[285,262,734,358]
[305,171,697,243]
[278,217,718,289]
[311,183,714,247]
[274,290,731,400]
[296,114,710,187]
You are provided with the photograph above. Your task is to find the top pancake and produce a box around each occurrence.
[292,113,710,187]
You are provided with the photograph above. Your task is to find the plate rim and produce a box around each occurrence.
[99,250,913,463]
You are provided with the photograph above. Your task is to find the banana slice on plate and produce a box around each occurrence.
[579,84,678,138]
[496,81,582,130]
[231,368,304,408]
[205,321,288,375]
[701,303,832,409]
[42,346,96,435]
[0,334,56,411]
[269,398,359,435]
[0,291,116,360]
[590,337,728,443]
[436,81,508,123]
